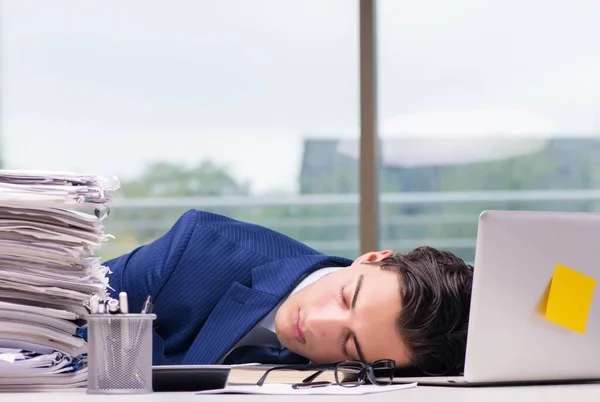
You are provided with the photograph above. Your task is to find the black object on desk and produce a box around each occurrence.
[152,365,231,392]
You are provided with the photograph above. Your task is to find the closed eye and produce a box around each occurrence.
[338,285,348,308]
[341,332,350,357]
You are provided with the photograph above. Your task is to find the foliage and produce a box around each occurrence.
[119,161,250,197]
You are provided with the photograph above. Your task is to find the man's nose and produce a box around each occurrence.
[304,305,350,339]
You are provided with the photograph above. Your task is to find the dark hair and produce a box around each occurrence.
[376,246,473,376]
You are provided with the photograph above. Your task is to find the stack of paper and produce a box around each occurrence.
[0,170,120,391]
[0,170,118,205]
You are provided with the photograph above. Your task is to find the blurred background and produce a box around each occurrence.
[1,0,599,263]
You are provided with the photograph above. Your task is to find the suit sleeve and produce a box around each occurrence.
[103,209,198,314]
[197,211,325,260]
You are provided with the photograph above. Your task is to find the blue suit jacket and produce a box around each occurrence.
[104,209,353,365]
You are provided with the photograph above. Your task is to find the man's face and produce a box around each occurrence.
[274,250,411,366]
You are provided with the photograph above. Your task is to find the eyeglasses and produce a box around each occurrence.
[256,359,396,388]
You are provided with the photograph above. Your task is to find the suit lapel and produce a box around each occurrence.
[181,281,279,364]
[182,255,353,365]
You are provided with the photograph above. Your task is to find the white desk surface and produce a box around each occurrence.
[1,384,599,402]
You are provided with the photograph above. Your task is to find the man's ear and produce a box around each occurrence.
[355,250,394,264]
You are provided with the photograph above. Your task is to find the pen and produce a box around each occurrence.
[97,300,106,314]
[292,381,332,389]
[89,295,99,314]
[118,292,130,352]
[107,298,120,314]
[140,296,153,314]
[129,295,153,357]
[118,292,129,314]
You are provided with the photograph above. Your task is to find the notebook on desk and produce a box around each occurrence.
[227,364,336,385]
[388,210,600,386]
[152,364,337,391]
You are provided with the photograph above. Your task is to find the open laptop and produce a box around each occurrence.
[394,210,600,386]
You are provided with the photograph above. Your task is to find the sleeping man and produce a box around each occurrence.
[104,209,473,375]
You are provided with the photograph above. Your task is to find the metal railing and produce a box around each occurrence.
[99,189,600,262]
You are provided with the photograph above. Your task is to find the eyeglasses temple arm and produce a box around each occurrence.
[302,369,326,383]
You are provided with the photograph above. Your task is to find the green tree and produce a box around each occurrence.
[102,160,251,259]
[120,161,250,197]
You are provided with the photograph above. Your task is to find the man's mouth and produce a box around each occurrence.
[292,312,306,344]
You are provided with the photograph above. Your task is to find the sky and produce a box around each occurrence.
[1,0,599,194]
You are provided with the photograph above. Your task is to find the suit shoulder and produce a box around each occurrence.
[190,210,322,259]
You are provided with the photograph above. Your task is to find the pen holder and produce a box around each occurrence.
[86,313,157,394]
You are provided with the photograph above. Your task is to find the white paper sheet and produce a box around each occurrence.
[0,270,105,293]
[0,301,77,320]
[0,340,55,355]
[0,205,104,230]
[196,382,418,395]
[0,170,120,206]
[0,310,79,335]
[0,291,90,315]
[0,367,88,389]
[0,352,75,374]
[0,353,24,363]
[0,321,83,346]
[0,348,21,354]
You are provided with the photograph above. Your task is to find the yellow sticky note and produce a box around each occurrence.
[544,264,597,334]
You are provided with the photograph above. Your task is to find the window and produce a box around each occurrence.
[0,0,360,259]
[376,0,600,262]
